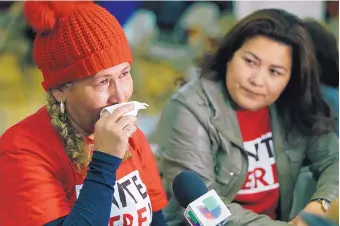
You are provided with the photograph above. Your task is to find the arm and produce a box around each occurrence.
[47,151,121,226]
[290,133,339,223]
[0,149,120,226]
[308,133,339,204]
[151,210,166,226]
[158,99,290,226]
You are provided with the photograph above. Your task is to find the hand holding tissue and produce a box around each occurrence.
[100,101,149,117]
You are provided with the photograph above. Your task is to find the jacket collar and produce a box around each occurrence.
[200,77,284,152]
[200,78,243,148]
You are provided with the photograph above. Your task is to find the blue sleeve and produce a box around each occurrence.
[45,151,121,226]
[151,210,166,226]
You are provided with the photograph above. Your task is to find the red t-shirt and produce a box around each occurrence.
[0,107,168,226]
[234,107,280,219]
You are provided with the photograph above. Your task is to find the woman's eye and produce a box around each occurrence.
[119,72,129,79]
[269,68,281,76]
[244,57,256,66]
[99,79,109,85]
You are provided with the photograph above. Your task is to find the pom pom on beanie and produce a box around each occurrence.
[24,1,91,33]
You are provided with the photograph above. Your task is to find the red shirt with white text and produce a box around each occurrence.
[234,107,280,219]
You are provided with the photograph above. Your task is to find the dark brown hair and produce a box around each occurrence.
[199,9,335,137]
[304,19,339,88]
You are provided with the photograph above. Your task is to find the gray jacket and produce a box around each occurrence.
[157,77,339,226]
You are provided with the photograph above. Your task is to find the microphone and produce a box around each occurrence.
[172,170,231,226]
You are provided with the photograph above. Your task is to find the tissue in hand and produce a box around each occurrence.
[100,101,149,117]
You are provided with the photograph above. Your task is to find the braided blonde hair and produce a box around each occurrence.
[46,87,132,173]
[46,90,90,173]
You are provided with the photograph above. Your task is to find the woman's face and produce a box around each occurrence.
[53,62,133,134]
[226,36,292,111]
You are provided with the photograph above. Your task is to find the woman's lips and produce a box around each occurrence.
[241,86,264,97]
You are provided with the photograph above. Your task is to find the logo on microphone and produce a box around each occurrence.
[196,196,221,219]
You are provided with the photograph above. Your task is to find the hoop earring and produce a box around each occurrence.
[60,97,66,121]
[65,83,72,88]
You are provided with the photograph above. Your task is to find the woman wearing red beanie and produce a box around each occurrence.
[0,2,167,226]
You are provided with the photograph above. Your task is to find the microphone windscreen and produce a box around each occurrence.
[172,170,208,208]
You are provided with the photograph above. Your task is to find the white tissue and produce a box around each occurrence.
[100,101,149,117]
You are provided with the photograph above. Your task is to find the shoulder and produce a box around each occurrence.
[169,78,206,106]
[162,77,230,128]
[0,106,65,161]
[130,128,146,141]
[129,128,159,163]
[129,128,151,154]
[162,78,210,124]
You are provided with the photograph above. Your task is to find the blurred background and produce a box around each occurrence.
[0,1,338,143]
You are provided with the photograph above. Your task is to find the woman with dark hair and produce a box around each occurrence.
[304,19,339,136]
[157,9,339,226]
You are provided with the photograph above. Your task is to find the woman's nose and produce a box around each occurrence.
[108,83,125,104]
[249,69,266,87]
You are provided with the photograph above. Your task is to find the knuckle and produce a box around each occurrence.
[126,116,136,122]
[129,124,137,129]
[103,124,111,131]
[112,127,119,134]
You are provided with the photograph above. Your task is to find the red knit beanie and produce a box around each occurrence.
[24,1,133,91]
